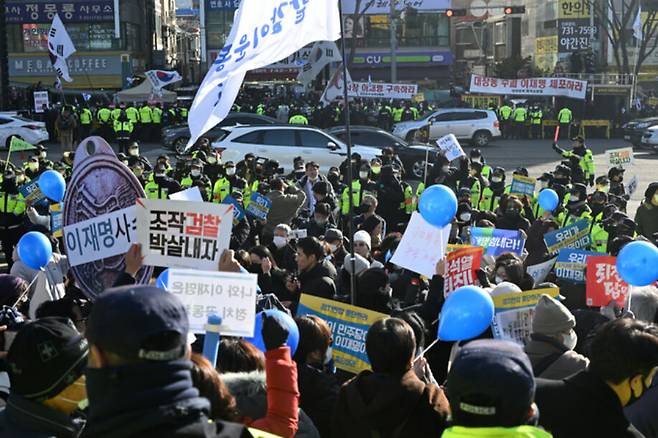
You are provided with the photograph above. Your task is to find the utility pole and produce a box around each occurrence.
[390,0,397,82]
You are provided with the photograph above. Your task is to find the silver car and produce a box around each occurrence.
[392,108,501,147]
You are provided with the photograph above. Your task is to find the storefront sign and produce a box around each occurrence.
[5,0,114,23]
[470,75,588,100]
[558,20,597,53]
[206,0,240,10]
[558,0,590,20]
[352,51,454,66]
[10,54,122,77]
[341,0,451,14]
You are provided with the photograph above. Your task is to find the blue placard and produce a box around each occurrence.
[543,218,592,255]
[555,248,605,284]
[222,195,245,225]
[19,178,48,206]
[245,192,272,221]
[469,227,526,256]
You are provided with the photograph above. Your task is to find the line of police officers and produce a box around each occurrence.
[495,101,573,141]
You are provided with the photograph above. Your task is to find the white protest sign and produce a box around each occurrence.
[33,91,49,113]
[135,199,233,270]
[390,211,451,278]
[606,147,634,169]
[169,186,203,202]
[526,257,557,287]
[64,206,137,267]
[168,269,258,336]
[626,175,640,196]
[436,134,465,161]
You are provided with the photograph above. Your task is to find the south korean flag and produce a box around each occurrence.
[47,14,76,82]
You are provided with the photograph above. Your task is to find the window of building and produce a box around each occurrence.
[353,12,449,48]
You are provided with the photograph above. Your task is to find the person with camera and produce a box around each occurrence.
[264,178,306,242]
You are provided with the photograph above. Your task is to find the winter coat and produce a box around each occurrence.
[536,370,644,438]
[441,425,553,437]
[625,382,658,438]
[332,369,450,438]
[296,364,340,438]
[635,202,658,244]
[298,263,336,302]
[265,188,307,233]
[0,394,82,438]
[524,334,589,380]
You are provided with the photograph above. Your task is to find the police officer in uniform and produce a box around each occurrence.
[498,102,513,139]
[0,169,25,270]
[126,141,152,171]
[139,102,153,142]
[79,104,93,139]
[557,106,573,139]
[212,161,246,203]
[145,164,181,199]
[130,161,148,187]
[97,104,113,140]
[181,159,212,201]
[529,106,543,139]
[125,102,140,139]
[553,135,595,186]
[113,112,134,155]
[152,103,163,141]
[512,104,528,139]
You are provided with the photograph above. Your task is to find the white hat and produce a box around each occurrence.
[490,282,522,297]
[353,230,371,250]
[344,254,370,276]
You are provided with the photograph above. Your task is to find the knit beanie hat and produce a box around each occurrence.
[532,294,576,335]
[354,230,371,250]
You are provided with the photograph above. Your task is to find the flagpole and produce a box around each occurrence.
[338,0,357,305]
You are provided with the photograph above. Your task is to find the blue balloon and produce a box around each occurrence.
[419,184,458,227]
[17,231,53,270]
[537,188,559,212]
[616,241,658,286]
[438,286,494,341]
[38,170,66,202]
[245,309,299,355]
[156,269,169,290]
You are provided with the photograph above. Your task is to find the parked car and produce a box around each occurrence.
[162,112,279,154]
[640,125,658,153]
[622,116,658,147]
[212,125,381,172]
[0,113,49,149]
[392,108,501,147]
[326,125,439,180]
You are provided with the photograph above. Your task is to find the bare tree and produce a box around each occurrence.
[345,0,375,67]
[586,0,658,75]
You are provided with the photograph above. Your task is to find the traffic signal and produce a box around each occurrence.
[445,9,467,17]
[504,6,526,14]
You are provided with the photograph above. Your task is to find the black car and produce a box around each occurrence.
[622,116,658,147]
[162,112,279,154]
[326,126,439,180]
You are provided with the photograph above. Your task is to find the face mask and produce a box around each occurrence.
[442,166,450,173]
[128,149,138,157]
[562,330,578,350]
[324,346,333,365]
[494,275,504,284]
[133,168,143,176]
[328,243,338,253]
[469,169,477,177]
[16,176,25,184]
[597,184,609,193]
[28,162,38,172]
[371,165,381,175]
[359,171,369,179]
[492,177,503,183]
[273,235,287,249]
[207,156,217,164]
[315,217,327,225]
[191,169,201,177]
[226,167,236,176]
[459,213,471,222]
[39,152,46,159]
[570,195,580,202]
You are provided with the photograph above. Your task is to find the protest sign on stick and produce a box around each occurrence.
[436,134,465,161]
[168,269,258,336]
[245,192,272,220]
[136,199,233,270]
[64,206,137,267]
[543,218,591,255]
[444,246,483,296]
[586,256,630,307]
[469,227,526,256]
[491,288,561,346]
[390,212,451,278]
[169,186,203,202]
[297,294,387,374]
[510,175,536,198]
[526,257,557,287]
[555,249,605,284]
[606,147,634,169]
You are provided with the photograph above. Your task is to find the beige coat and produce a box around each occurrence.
[524,335,589,380]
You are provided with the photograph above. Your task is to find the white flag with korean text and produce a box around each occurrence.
[187,0,341,149]
[47,14,76,82]
[297,40,342,87]
[633,5,643,41]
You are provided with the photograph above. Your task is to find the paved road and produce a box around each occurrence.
[2,136,654,215]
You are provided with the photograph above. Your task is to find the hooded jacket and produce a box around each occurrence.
[524,334,589,380]
[332,369,450,438]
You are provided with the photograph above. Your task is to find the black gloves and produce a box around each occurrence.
[588,176,595,187]
[262,314,289,351]
[552,142,564,155]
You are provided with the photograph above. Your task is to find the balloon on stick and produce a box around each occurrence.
[245,309,299,355]
[438,286,494,341]
[537,188,559,212]
[38,170,66,203]
[17,231,52,270]
[616,241,658,287]
[418,184,458,227]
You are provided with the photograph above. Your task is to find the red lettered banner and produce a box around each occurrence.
[444,246,484,296]
[585,256,629,307]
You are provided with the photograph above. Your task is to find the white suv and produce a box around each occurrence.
[392,108,501,147]
[212,125,382,171]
